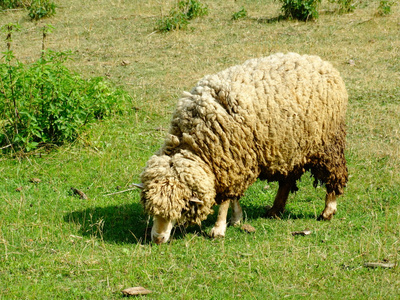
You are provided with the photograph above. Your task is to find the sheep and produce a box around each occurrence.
[139,52,348,244]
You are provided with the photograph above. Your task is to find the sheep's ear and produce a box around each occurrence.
[189,197,204,204]
[132,183,144,189]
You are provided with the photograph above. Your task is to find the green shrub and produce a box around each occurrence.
[0,41,129,153]
[277,0,321,21]
[232,7,247,20]
[156,0,208,32]
[28,0,56,20]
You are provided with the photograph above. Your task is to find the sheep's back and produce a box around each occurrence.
[165,53,348,197]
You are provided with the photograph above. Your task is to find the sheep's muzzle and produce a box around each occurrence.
[151,215,175,244]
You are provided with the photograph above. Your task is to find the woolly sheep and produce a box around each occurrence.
[140,52,348,244]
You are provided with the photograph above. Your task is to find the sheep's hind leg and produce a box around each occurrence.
[230,198,243,226]
[266,180,293,219]
[210,200,230,238]
[317,191,337,221]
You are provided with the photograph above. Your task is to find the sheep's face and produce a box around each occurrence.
[140,153,216,244]
[151,215,176,244]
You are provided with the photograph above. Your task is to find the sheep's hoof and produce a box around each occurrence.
[265,207,283,219]
[317,213,334,221]
[209,226,226,239]
[230,218,242,227]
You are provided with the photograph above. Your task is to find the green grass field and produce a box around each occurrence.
[1,0,399,298]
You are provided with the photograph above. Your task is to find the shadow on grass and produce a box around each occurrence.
[252,15,286,24]
[64,203,152,244]
[64,202,214,245]
[64,197,318,245]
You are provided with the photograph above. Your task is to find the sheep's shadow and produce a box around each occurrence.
[64,203,152,244]
[64,202,212,244]
[64,197,318,245]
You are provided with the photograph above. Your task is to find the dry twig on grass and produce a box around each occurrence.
[71,187,88,200]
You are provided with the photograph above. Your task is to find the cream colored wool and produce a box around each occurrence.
[141,52,348,225]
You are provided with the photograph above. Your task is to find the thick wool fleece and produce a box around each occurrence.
[141,52,348,224]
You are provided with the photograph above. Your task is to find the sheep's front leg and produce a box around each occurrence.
[210,200,230,238]
[230,198,243,226]
[317,191,337,221]
[266,180,293,219]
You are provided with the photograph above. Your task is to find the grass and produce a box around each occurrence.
[1,0,400,298]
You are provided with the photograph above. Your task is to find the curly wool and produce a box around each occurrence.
[141,52,348,224]
[141,150,216,224]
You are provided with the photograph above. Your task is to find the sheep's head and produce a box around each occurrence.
[140,151,216,244]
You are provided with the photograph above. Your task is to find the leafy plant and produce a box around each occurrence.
[0,26,129,153]
[28,0,56,20]
[156,0,208,32]
[232,7,247,20]
[377,0,394,15]
[277,0,321,21]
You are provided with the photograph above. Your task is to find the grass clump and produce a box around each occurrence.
[28,0,56,20]
[0,0,56,20]
[156,0,208,32]
[232,6,247,20]
[329,0,356,13]
[277,0,321,21]
[0,0,28,9]
[377,0,395,16]
[178,0,208,20]
[155,9,190,32]
[0,26,129,153]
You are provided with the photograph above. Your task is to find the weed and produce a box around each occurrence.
[177,0,208,20]
[28,0,56,20]
[0,0,28,9]
[329,0,356,13]
[155,0,208,32]
[1,0,56,20]
[155,10,190,32]
[277,0,322,21]
[232,6,247,20]
[377,0,394,16]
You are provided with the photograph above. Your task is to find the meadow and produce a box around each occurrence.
[0,0,399,298]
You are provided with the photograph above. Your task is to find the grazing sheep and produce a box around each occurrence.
[140,52,348,244]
